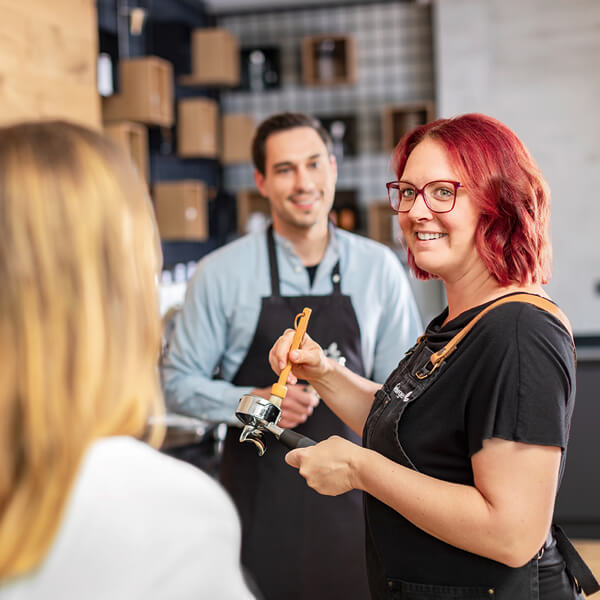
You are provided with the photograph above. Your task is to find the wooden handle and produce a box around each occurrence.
[270,307,312,402]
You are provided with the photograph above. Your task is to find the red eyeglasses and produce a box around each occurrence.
[386,180,462,214]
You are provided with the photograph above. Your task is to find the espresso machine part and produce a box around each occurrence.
[236,393,316,456]
[235,307,316,455]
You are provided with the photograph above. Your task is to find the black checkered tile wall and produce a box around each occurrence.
[219,1,434,208]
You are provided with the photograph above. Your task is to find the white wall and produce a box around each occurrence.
[434,0,600,335]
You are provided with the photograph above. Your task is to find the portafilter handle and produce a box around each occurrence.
[277,428,317,450]
[264,422,316,450]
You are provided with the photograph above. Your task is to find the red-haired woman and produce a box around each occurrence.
[269,114,597,599]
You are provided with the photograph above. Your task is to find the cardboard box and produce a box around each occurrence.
[153,180,208,241]
[179,28,240,87]
[302,35,356,86]
[104,121,149,182]
[221,114,255,164]
[102,56,174,127]
[177,98,219,158]
[382,102,435,151]
[368,202,396,246]
[236,189,270,233]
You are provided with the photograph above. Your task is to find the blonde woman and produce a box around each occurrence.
[0,121,252,599]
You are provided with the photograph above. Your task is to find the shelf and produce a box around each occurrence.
[104,121,149,183]
[222,114,255,165]
[236,190,270,233]
[153,180,209,241]
[302,34,356,86]
[239,46,281,92]
[316,114,358,158]
[177,98,219,159]
[179,28,240,87]
[382,101,435,151]
[102,56,174,127]
[331,189,361,232]
[367,201,396,246]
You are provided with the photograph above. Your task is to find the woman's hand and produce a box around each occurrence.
[285,435,364,496]
[268,329,331,385]
[270,327,380,438]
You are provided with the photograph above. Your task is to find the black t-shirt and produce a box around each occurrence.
[305,263,318,286]
[399,296,574,484]
[365,293,576,591]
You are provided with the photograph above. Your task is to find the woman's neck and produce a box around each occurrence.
[443,274,547,326]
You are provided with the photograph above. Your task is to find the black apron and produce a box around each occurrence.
[220,226,370,600]
[362,336,585,600]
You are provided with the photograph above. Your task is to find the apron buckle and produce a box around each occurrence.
[415,360,440,379]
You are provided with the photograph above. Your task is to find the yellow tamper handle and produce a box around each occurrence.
[269,307,312,407]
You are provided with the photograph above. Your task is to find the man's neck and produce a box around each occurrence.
[273,221,330,266]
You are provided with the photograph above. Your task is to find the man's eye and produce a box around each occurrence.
[275,167,291,174]
[308,161,319,169]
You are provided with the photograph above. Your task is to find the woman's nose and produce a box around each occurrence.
[408,191,432,219]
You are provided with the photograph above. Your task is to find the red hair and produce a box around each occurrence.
[393,113,552,285]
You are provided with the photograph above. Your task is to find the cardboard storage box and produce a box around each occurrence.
[302,34,356,86]
[236,189,270,233]
[221,114,255,164]
[179,28,240,87]
[177,98,219,158]
[104,121,149,182]
[102,56,174,127]
[153,180,208,241]
[382,102,435,151]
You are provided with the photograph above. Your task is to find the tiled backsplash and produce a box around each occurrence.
[218,1,434,208]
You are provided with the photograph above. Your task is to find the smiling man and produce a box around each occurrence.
[162,112,422,600]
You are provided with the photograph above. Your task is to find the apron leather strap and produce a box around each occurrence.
[267,225,280,298]
[552,524,600,595]
[416,293,574,379]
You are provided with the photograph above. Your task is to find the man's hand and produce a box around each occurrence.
[250,384,320,429]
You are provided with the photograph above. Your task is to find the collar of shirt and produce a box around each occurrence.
[270,222,341,291]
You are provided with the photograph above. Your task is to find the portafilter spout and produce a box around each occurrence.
[236,393,316,456]
[236,393,282,456]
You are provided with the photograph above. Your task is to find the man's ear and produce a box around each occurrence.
[329,153,338,183]
[254,169,266,197]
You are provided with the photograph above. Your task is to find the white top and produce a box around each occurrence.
[0,437,254,600]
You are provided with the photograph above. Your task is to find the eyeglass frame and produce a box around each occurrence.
[386,179,462,214]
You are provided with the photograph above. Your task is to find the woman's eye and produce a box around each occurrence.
[401,188,415,198]
[434,186,452,198]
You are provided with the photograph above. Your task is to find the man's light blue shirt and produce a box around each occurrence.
[162,224,422,424]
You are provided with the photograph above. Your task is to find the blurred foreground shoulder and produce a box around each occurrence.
[95,437,255,600]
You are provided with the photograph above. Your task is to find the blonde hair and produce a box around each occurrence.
[0,121,165,578]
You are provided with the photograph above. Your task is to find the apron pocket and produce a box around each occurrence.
[386,578,495,599]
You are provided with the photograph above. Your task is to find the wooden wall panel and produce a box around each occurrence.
[0,0,100,128]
